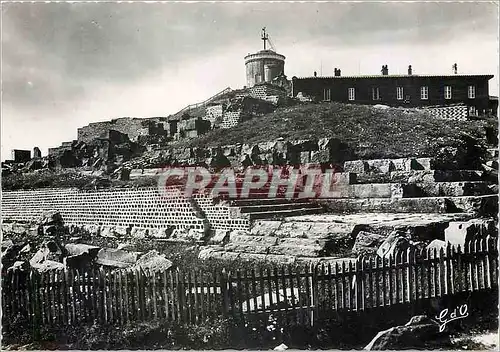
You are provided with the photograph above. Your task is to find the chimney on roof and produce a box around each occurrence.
[408,65,412,75]
[452,63,458,74]
[314,71,317,77]
[381,65,388,76]
[334,68,341,77]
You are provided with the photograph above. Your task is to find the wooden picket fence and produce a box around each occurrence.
[2,236,498,328]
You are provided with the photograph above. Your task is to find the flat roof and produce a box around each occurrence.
[293,74,494,80]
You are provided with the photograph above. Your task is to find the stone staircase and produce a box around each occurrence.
[227,197,324,220]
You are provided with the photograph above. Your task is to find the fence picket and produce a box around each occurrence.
[173,270,180,321]
[193,270,199,323]
[388,255,394,305]
[236,270,244,321]
[273,266,280,313]
[251,268,258,316]
[474,239,480,290]
[295,266,304,324]
[266,268,274,312]
[348,260,354,310]
[281,265,288,314]
[244,269,251,316]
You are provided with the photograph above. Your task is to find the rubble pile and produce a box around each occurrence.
[1,211,180,274]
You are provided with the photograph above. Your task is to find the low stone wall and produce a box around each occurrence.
[1,187,249,232]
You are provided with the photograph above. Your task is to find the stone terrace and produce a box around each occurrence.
[202,155,498,264]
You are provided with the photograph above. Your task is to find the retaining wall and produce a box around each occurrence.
[1,188,249,232]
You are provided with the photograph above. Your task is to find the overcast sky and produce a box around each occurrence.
[1,1,499,161]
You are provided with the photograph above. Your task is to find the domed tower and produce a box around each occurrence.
[244,28,285,87]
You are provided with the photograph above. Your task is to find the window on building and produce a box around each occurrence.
[469,106,477,116]
[348,88,355,101]
[323,88,331,101]
[468,85,476,99]
[372,87,380,101]
[397,87,404,100]
[420,86,428,100]
[444,86,452,99]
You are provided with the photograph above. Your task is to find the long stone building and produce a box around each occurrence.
[291,65,496,116]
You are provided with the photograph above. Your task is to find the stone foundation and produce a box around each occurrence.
[1,187,250,232]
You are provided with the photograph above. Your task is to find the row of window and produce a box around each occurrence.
[324,85,476,101]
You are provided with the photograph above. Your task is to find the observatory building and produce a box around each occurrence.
[244,28,286,88]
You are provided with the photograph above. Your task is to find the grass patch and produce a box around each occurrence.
[175,102,489,159]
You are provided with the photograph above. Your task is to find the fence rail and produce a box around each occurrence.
[174,87,232,116]
[2,236,498,328]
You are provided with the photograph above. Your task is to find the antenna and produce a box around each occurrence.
[261,27,269,50]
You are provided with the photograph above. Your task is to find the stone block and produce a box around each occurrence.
[411,158,433,170]
[268,245,323,257]
[64,243,100,258]
[390,183,404,198]
[445,219,496,246]
[97,248,142,264]
[209,229,230,244]
[273,221,312,238]
[130,250,173,272]
[264,254,296,265]
[332,172,357,185]
[344,160,369,174]
[250,220,282,236]
[426,239,447,250]
[224,243,270,254]
[63,253,93,269]
[391,158,412,172]
[83,225,101,236]
[366,159,396,174]
[32,260,64,272]
[352,183,393,198]
[307,222,355,239]
[230,233,278,246]
[130,227,149,239]
[150,228,173,239]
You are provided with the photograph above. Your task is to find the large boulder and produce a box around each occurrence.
[353,231,386,255]
[376,231,411,258]
[32,260,65,272]
[37,210,63,226]
[64,243,101,258]
[364,315,451,350]
[130,250,173,272]
[29,240,65,267]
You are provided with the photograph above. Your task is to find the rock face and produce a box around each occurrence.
[364,315,451,350]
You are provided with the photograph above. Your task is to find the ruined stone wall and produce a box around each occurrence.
[221,111,243,129]
[248,84,286,100]
[205,105,224,125]
[1,188,249,232]
[77,118,150,143]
